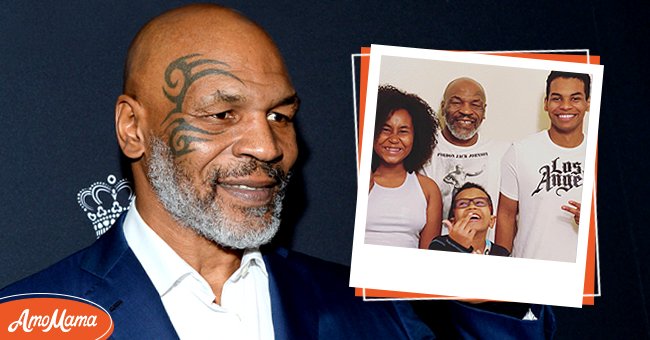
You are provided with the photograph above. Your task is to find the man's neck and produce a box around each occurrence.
[547,128,584,148]
[135,197,243,304]
[442,127,478,147]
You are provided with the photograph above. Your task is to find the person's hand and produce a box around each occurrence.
[443,214,476,250]
[561,200,581,225]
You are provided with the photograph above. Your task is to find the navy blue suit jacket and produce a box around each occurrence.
[1,217,554,339]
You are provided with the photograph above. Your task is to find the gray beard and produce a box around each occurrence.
[145,136,289,249]
[444,112,480,141]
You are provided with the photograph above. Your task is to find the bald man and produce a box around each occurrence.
[1,5,553,339]
[423,77,509,243]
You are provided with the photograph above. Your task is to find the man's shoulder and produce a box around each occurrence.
[263,247,414,311]
[262,247,352,292]
[513,130,549,149]
[481,137,510,156]
[1,221,130,298]
[262,248,435,338]
[0,243,98,297]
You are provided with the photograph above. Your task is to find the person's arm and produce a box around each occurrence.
[428,235,473,253]
[496,194,518,253]
[496,144,518,253]
[444,216,476,250]
[417,174,442,249]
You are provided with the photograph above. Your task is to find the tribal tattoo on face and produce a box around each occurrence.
[161,53,244,156]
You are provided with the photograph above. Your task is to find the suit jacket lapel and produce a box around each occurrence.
[79,215,179,339]
[265,250,319,340]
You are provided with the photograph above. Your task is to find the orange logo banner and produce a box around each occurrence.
[0,295,113,339]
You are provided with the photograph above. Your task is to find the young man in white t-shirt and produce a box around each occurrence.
[496,71,590,262]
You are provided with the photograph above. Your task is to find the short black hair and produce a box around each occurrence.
[449,182,493,220]
[545,71,591,100]
[372,84,438,172]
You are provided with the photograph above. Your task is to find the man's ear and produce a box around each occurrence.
[488,215,496,229]
[543,97,548,112]
[115,94,146,159]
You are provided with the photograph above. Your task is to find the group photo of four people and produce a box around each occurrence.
[365,70,590,263]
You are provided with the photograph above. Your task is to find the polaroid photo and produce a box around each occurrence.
[349,45,603,307]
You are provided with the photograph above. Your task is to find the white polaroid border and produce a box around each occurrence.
[349,51,602,301]
[349,45,603,308]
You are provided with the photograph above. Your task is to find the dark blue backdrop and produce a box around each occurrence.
[1,1,648,338]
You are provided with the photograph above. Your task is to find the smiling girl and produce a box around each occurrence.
[365,85,442,249]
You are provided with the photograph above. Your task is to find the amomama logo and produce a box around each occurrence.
[0,294,113,339]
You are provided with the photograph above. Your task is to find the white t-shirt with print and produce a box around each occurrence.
[423,131,509,241]
[500,130,585,262]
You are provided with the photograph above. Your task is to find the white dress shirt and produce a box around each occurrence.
[123,200,274,339]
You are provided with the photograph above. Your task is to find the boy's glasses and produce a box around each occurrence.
[454,197,491,209]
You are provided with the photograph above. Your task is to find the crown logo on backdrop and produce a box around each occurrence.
[77,175,134,238]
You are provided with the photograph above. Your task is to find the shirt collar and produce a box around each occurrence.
[122,199,268,297]
[483,239,492,255]
[233,249,267,281]
[472,239,492,255]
